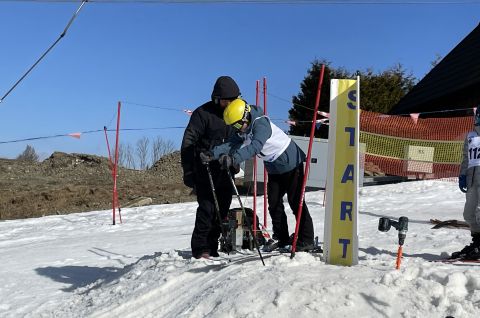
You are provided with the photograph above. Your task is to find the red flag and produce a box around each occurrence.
[68,132,81,139]
[410,113,420,124]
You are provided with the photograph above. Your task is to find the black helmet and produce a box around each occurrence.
[211,76,240,104]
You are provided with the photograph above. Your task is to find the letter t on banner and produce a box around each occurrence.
[323,78,360,266]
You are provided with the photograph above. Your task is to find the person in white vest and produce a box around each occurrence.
[210,98,315,252]
[453,107,480,260]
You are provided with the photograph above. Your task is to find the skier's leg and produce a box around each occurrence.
[267,173,289,246]
[191,186,216,258]
[208,181,233,256]
[452,180,480,258]
[286,164,314,248]
[463,181,479,231]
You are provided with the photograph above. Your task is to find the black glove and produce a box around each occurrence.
[459,174,467,193]
[232,163,241,174]
[219,154,233,170]
[199,151,213,164]
[183,171,195,188]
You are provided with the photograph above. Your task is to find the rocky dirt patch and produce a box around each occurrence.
[0,151,195,220]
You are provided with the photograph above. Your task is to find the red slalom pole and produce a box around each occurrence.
[112,102,122,225]
[252,80,260,237]
[263,77,268,228]
[103,126,113,165]
[291,65,325,258]
[103,126,115,174]
[105,125,121,224]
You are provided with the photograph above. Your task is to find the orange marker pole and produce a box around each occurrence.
[396,245,403,270]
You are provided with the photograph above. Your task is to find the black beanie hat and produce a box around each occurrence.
[211,76,240,102]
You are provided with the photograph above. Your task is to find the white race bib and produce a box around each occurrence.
[467,132,480,168]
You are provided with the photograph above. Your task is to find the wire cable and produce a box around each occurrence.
[0,126,186,144]
[0,0,89,104]
[2,0,480,4]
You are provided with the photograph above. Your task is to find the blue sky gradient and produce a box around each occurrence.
[0,1,479,159]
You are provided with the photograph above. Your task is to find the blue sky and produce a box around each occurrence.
[0,1,479,159]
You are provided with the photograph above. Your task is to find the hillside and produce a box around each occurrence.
[0,151,194,220]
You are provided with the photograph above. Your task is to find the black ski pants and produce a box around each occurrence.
[267,163,314,246]
[191,168,232,258]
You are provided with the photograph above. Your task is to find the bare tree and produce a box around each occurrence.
[17,145,39,162]
[136,136,150,170]
[116,143,127,168]
[125,144,136,169]
[109,136,176,170]
[151,136,176,165]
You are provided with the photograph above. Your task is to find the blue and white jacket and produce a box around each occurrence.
[212,104,305,174]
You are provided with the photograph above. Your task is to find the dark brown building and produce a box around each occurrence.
[390,23,480,116]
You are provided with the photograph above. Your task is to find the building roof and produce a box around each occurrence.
[389,23,480,116]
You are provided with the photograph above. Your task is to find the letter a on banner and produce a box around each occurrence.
[324,78,360,266]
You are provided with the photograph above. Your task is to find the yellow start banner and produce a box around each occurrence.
[324,78,359,266]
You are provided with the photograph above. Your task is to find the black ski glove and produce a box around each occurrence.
[199,151,213,165]
[219,154,233,170]
[231,163,241,174]
[183,171,195,188]
[459,174,467,193]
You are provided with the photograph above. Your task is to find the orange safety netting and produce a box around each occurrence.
[359,110,472,180]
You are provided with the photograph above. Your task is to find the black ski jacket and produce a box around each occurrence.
[181,101,235,188]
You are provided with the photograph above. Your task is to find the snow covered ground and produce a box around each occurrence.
[1,180,479,317]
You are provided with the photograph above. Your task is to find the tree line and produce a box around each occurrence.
[288,59,418,138]
[16,136,176,170]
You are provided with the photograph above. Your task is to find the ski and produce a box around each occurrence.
[432,258,480,265]
[276,246,323,254]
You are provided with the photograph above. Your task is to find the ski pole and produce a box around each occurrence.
[203,160,229,253]
[227,170,265,266]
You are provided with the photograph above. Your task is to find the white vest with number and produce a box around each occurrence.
[467,131,480,168]
[242,116,291,162]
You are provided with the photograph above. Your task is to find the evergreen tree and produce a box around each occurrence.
[288,59,349,138]
[288,60,416,137]
[360,64,416,114]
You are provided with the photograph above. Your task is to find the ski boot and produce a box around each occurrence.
[262,238,279,252]
[262,234,289,252]
[451,233,480,259]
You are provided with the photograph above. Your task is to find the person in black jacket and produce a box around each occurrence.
[181,76,240,259]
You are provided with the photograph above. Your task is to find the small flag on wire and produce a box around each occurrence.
[285,120,296,126]
[68,132,81,139]
[410,113,420,124]
[318,111,330,118]
[315,118,329,129]
[183,109,193,115]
